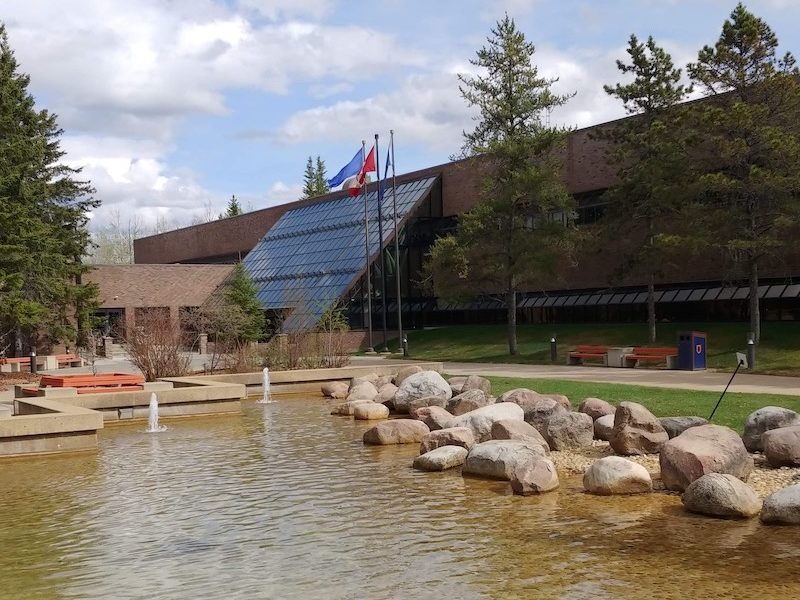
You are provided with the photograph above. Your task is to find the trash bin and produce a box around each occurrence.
[678,331,706,371]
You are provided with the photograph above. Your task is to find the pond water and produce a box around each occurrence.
[1,397,799,600]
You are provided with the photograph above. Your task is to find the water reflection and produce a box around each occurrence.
[0,397,799,599]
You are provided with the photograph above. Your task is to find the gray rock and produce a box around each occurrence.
[762,425,800,467]
[660,424,754,492]
[451,402,525,443]
[374,383,398,406]
[542,411,594,450]
[594,414,615,441]
[578,397,616,421]
[497,388,539,405]
[448,376,467,395]
[321,381,349,399]
[408,395,450,412]
[394,365,424,386]
[760,483,800,525]
[393,371,452,414]
[609,402,668,455]
[411,406,454,431]
[461,375,491,396]
[682,473,762,519]
[346,381,379,403]
[363,419,430,445]
[353,403,390,420]
[331,399,373,416]
[446,389,491,416]
[463,440,546,480]
[490,419,550,452]
[522,398,569,434]
[510,457,559,495]
[538,394,571,411]
[583,456,652,495]
[659,416,708,439]
[742,406,800,452]
[413,446,468,471]
[419,427,476,454]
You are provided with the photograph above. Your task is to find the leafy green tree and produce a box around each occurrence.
[222,262,265,343]
[426,15,575,355]
[302,155,330,198]
[0,24,99,354]
[219,194,242,219]
[686,3,800,343]
[602,34,691,343]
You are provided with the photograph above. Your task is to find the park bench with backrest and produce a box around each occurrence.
[55,353,84,368]
[622,346,678,369]
[568,345,609,366]
[38,373,145,394]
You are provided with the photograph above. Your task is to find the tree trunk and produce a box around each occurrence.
[647,274,657,343]
[506,289,518,355]
[749,258,760,344]
[14,324,23,357]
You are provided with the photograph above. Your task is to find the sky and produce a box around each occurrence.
[3,0,800,231]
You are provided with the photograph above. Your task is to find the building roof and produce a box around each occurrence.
[86,264,234,309]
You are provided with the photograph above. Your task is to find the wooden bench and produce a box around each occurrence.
[38,373,145,394]
[623,347,678,369]
[55,353,84,368]
[568,345,609,366]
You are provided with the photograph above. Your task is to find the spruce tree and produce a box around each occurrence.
[0,24,99,354]
[602,35,691,343]
[223,262,265,343]
[302,156,316,198]
[219,194,242,219]
[427,15,575,355]
[314,155,330,196]
[687,3,800,343]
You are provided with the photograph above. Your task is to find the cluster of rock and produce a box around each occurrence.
[322,370,800,524]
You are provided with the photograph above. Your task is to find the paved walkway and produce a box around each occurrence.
[351,356,800,396]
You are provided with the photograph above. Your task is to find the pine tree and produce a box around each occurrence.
[302,155,330,198]
[426,15,575,355]
[223,262,265,343]
[219,194,242,219]
[602,35,691,343]
[686,3,800,343]
[314,155,330,196]
[0,24,99,354]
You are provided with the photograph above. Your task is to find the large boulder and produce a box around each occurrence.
[351,373,379,386]
[762,425,800,467]
[374,383,398,407]
[419,427,476,454]
[321,381,349,399]
[374,375,393,389]
[413,446,468,472]
[542,411,594,450]
[538,394,571,411]
[394,365,424,386]
[578,397,615,421]
[594,414,615,441]
[462,440,546,480]
[353,403,390,420]
[497,388,539,406]
[609,402,668,455]
[510,458,559,495]
[346,381,379,403]
[490,419,550,452]
[522,398,569,434]
[681,473,762,519]
[446,389,491,416]
[411,406,454,431]
[659,416,708,439]
[461,375,492,396]
[363,419,430,445]
[451,403,525,443]
[408,395,450,412]
[393,371,452,414]
[583,456,653,495]
[331,399,373,416]
[760,484,800,525]
[660,424,754,492]
[448,376,467,395]
[741,406,800,452]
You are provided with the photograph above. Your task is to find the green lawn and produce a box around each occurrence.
[387,322,800,376]
[484,375,800,432]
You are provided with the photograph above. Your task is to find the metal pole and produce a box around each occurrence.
[709,358,744,421]
[361,140,373,352]
[374,133,389,352]
[390,130,404,356]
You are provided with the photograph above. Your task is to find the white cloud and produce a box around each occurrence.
[264,181,304,206]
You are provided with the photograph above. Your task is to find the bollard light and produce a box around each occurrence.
[29,349,37,374]
[746,337,756,371]
[402,335,409,357]
[550,336,557,362]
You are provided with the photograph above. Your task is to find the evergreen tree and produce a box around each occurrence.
[426,15,575,355]
[686,3,800,343]
[602,34,691,343]
[302,155,330,198]
[0,24,99,354]
[222,262,265,343]
[219,194,242,219]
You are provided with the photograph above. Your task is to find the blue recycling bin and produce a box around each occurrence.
[678,331,707,370]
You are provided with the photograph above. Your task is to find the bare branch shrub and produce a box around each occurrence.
[123,310,190,381]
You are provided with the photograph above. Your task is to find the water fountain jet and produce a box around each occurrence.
[258,367,273,403]
[146,392,167,432]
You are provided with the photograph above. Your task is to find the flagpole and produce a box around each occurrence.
[361,140,374,353]
[390,130,404,356]
[374,133,389,353]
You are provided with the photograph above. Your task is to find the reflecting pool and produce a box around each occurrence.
[1,397,799,599]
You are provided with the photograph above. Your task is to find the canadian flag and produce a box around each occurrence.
[346,145,376,196]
